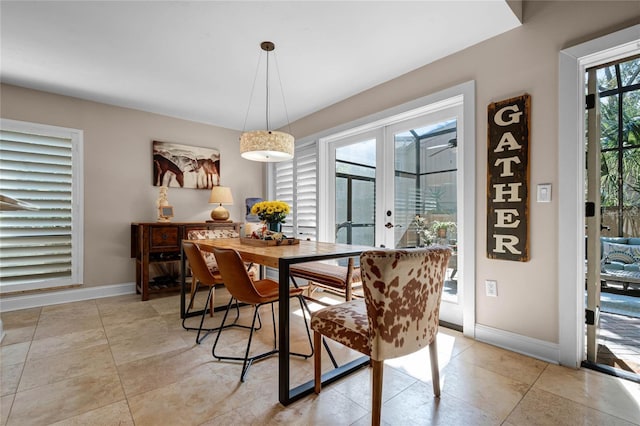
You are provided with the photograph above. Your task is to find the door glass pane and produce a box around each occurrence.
[394,118,458,300]
[336,176,348,227]
[619,57,640,86]
[622,147,640,236]
[600,95,618,150]
[596,65,618,91]
[335,139,376,247]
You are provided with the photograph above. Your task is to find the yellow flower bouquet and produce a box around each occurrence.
[250,200,291,225]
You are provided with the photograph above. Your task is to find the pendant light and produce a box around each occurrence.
[239,41,294,162]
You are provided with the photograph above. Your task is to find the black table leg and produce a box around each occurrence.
[277,255,370,406]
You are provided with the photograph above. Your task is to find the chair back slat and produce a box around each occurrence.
[360,247,451,361]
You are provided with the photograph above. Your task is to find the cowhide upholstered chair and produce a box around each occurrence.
[187,228,241,275]
[311,247,451,426]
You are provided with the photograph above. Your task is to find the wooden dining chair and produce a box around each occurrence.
[289,257,362,302]
[311,247,451,426]
[211,247,314,382]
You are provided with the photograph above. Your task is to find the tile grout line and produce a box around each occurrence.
[498,361,550,425]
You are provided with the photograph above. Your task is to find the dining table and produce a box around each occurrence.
[180,237,374,405]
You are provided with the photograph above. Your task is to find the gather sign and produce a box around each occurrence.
[487,94,530,262]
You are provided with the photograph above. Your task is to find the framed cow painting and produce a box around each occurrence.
[152,140,220,189]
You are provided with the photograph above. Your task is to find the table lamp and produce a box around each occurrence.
[209,186,233,221]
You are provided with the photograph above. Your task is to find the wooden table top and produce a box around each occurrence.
[185,238,373,268]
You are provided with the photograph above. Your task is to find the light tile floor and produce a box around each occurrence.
[1,292,640,425]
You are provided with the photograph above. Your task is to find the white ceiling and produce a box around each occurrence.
[1,1,521,131]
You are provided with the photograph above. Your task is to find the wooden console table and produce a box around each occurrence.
[131,221,240,300]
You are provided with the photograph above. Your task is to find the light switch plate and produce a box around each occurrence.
[485,280,498,297]
[537,183,552,202]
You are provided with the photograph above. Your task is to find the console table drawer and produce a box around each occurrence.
[150,226,179,250]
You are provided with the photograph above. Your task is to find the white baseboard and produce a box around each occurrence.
[475,324,560,364]
[0,283,136,312]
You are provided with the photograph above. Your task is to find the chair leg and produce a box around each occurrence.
[323,338,339,368]
[270,302,277,350]
[182,294,251,344]
[212,301,278,383]
[212,298,235,359]
[182,280,202,330]
[429,338,440,397]
[300,282,338,367]
[371,359,383,426]
[239,305,261,382]
[209,285,215,317]
[314,331,322,394]
[188,280,199,311]
[288,295,314,358]
[195,286,215,344]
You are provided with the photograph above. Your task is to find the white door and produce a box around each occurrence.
[585,68,602,362]
[325,103,465,327]
[383,104,464,326]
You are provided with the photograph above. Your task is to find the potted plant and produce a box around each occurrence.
[250,200,291,233]
[412,215,435,247]
[431,221,457,240]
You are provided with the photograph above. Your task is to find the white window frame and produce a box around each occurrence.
[0,118,84,292]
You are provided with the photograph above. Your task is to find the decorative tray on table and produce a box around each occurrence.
[240,237,300,247]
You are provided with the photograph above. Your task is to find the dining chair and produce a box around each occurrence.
[311,247,451,426]
[211,247,314,382]
[185,229,258,313]
[182,241,242,344]
[289,257,362,302]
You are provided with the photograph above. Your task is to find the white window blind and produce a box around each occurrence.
[274,142,317,240]
[0,119,83,291]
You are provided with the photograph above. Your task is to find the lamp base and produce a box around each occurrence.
[211,205,230,222]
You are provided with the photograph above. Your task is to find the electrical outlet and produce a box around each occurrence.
[486,280,498,297]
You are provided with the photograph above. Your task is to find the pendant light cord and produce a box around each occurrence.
[265,47,270,131]
[240,41,292,135]
[273,53,293,136]
[241,53,263,132]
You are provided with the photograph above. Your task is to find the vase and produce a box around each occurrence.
[267,222,282,233]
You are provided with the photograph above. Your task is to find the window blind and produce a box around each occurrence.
[295,145,317,241]
[274,142,317,241]
[0,127,75,288]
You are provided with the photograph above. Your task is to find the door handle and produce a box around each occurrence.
[385,222,394,229]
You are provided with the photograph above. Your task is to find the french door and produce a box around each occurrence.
[585,68,602,362]
[325,103,464,326]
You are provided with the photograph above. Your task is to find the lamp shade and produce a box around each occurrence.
[209,186,234,204]
[240,130,294,162]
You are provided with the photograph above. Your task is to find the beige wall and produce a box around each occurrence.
[0,84,263,288]
[288,1,639,343]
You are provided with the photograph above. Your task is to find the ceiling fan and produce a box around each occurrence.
[428,137,457,157]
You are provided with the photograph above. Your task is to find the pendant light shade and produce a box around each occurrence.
[240,41,294,162]
[240,130,294,162]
